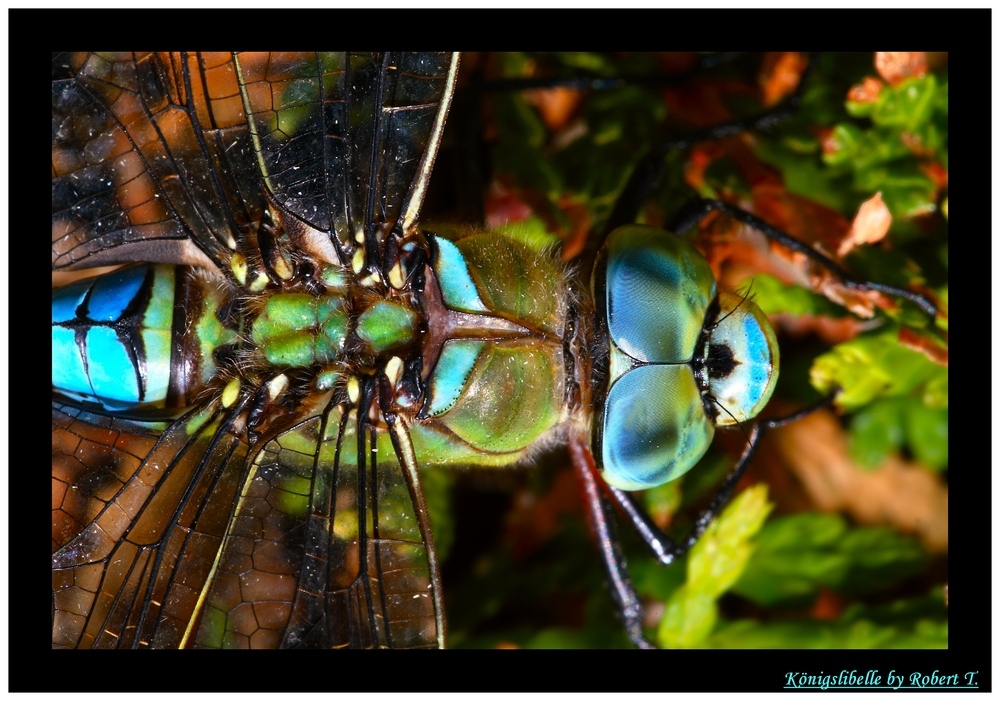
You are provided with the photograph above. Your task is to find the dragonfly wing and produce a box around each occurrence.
[52,52,457,648]
[52,397,250,648]
[235,52,459,252]
[52,52,265,273]
[191,398,440,649]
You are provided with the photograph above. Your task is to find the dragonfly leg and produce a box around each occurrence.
[568,436,654,649]
[609,392,841,567]
[669,199,940,318]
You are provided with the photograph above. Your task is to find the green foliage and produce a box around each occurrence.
[707,591,948,648]
[749,273,847,318]
[657,485,771,648]
[848,397,949,469]
[732,513,929,606]
[810,329,949,412]
[440,52,947,651]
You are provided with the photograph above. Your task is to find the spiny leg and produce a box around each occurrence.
[668,198,939,317]
[568,436,653,649]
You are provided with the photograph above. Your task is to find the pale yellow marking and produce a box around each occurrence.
[352,248,365,274]
[267,373,289,400]
[230,253,248,286]
[347,376,360,405]
[388,261,405,290]
[359,273,380,288]
[273,253,293,281]
[221,378,240,408]
[400,53,461,236]
[385,356,404,387]
[249,272,269,293]
[391,416,447,649]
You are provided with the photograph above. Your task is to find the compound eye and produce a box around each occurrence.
[600,365,714,491]
[707,291,780,426]
[604,225,716,364]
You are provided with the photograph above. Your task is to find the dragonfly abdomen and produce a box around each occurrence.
[52,264,238,411]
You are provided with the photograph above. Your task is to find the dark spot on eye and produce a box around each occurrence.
[707,343,737,380]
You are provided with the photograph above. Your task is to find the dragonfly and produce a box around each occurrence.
[52,52,947,649]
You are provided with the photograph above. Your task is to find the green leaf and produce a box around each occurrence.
[658,485,771,647]
[846,397,948,470]
[902,401,949,469]
[872,75,937,130]
[732,513,930,607]
[848,398,906,467]
[810,329,948,412]
[749,274,846,318]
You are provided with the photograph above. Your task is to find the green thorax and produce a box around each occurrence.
[415,228,571,467]
[251,290,417,368]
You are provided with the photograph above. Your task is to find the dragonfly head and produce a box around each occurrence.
[593,225,779,491]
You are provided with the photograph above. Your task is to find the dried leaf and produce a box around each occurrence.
[769,409,948,553]
[847,76,884,105]
[753,182,851,256]
[759,52,808,107]
[899,327,948,366]
[875,52,929,86]
[837,192,893,257]
[524,86,583,131]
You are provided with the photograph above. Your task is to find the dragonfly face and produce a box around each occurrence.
[52,52,948,650]
[594,224,779,491]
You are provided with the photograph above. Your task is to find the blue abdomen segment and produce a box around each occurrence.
[52,265,175,409]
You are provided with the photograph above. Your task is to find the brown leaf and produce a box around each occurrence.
[771,313,864,346]
[524,86,583,131]
[752,182,851,255]
[847,76,884,105]
[899,327,949,366]
[874,52,929,86]
[768,409,948,554]
[812,279,887,319]
[759,52,808,107]
[837,192,892,257]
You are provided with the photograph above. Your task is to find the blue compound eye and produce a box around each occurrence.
[706,291,780,426]
[595,227,781,492]
[597,225,720,491]
[601,364,714,491]
[604,225,716,364]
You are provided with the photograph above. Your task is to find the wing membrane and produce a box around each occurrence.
[194,400,438,649]
[235,52,459,251]
[52,51,458,648]
[52,398,249,648]
[52,52,259,272]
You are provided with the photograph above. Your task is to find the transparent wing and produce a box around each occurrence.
[193,399,440,649]
[235,52,458,251]
[52,51,457,268]
[52,51,457,648]
[52,398,250,648]
[52,52,256,272]
[52,394,439,649]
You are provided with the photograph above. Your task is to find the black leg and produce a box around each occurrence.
[669,198,939,317]
[609,393,840,566]
[569,437,654,649]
